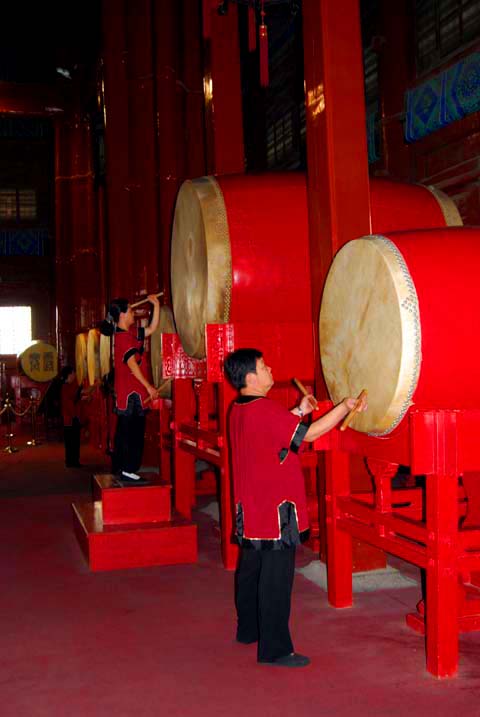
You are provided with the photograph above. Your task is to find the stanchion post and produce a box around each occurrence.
[27,394,40,447]
[3,395,19,454]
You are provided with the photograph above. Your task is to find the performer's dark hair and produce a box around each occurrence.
[108,298,129,324]
[224,348,262,390]
[60,365,74,383]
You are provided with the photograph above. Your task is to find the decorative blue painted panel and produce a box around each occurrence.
[0,229,48,256]
[405,52,480,142]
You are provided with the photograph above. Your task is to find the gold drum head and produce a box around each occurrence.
[99,333,111,378]
[75,333,88,385]
[171,177,232,358]
[320,236,422,435]
[87,329,101,386]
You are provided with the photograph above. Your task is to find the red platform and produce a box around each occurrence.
[72,473,197,572]
[93,473,171,525]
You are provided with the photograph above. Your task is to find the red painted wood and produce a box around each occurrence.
[93,474,171,525]
[72,503,197,572]
[205,4,245,174]
[325,449,353,608]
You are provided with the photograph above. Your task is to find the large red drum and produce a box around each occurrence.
[320,226,478,435]
[171,174,461,358]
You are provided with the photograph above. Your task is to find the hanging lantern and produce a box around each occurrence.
[259,1,269,87]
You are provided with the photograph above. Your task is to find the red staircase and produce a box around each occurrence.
[72,474,197,572]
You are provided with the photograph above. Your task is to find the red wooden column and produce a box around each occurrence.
[181,0,207,181]
[302,0,382,571]
[55,119,75,365]
[102,0,133,299]
[325,449,353,608]
[302,0,371,343]
[153,0,182,300]
[125,1,160,297]
[377,0,411,180]
[203,2,245,175]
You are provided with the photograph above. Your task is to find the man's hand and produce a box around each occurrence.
[147,384,159,401]
[299,394,317,416]
[343,394,368,413]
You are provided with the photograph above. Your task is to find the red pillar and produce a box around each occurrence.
[203,2,245,175]
[102,0,133,299]
[153,0,182,301]
[302,0,382,571]
[125,0,160,297]
[181,0,207,181]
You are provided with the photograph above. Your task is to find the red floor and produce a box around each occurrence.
[2,428,480,716]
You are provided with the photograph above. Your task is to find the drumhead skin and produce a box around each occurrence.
[171,177,231,358]
[99,333,111,378]
[150,305,176,397]
[87,329,101,386]
[320,236,421,435]
[75,333,88,385]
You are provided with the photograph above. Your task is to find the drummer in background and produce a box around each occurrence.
[108,295,160,483]
[224,348,367,668]
[60,366,84,468]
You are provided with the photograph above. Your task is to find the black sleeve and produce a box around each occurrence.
[123,347,138,364]
[290,422,308,453]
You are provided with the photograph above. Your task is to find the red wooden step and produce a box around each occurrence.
[72,501,197,572]
[93,473,171,524]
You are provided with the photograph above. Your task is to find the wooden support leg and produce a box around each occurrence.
[173,379,195,520]
[326,449,352,608]
[425,472,459,678]
[218,379,239,570]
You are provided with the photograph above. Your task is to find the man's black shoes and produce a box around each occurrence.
[259,652,310,668]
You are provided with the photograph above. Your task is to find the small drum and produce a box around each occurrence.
[320,227,480,435]
[150,306,176,397]
[18,341,58,382]
[87,328,101,386]
[99,333,111,378]
[75,333,88,385]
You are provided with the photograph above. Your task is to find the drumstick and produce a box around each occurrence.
[292,377,318,410]
[340,389,367,432]
[130,292,164,310]
[143,379,171,404]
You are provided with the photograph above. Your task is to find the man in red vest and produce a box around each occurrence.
[224,348,366,668]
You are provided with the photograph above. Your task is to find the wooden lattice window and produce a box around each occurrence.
[415,0,480,75]
[0,189,37,222]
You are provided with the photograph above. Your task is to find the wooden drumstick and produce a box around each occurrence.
[292,377,318,410]
[340,389,367,432]
[130,292,164,310]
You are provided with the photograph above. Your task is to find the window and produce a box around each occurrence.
[0,306,32,354]
[415,0,480,75]
[0,189,37,222]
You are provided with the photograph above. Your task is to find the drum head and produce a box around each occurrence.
[171,177,232,358]
[320,236,422,435]
[19,341,58,382]
[87,329,101,386]
[150,306,176,397]
[75,333,88,385]
[99,333,111,378]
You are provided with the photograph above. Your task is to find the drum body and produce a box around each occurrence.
[87,329,101,386]
[171,173,311,357]
[320,227,480,435]
[150,305,176,397]
[171,173,461,358]
[75,333,88,385]
[18,341,58,382]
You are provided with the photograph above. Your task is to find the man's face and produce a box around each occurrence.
[251,357,273,393]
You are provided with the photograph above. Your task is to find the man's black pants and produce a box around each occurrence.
[235,547,296,662]
[64,417,80,467]
[112,414,146,474]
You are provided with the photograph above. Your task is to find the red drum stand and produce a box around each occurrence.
[314,402,480,678]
